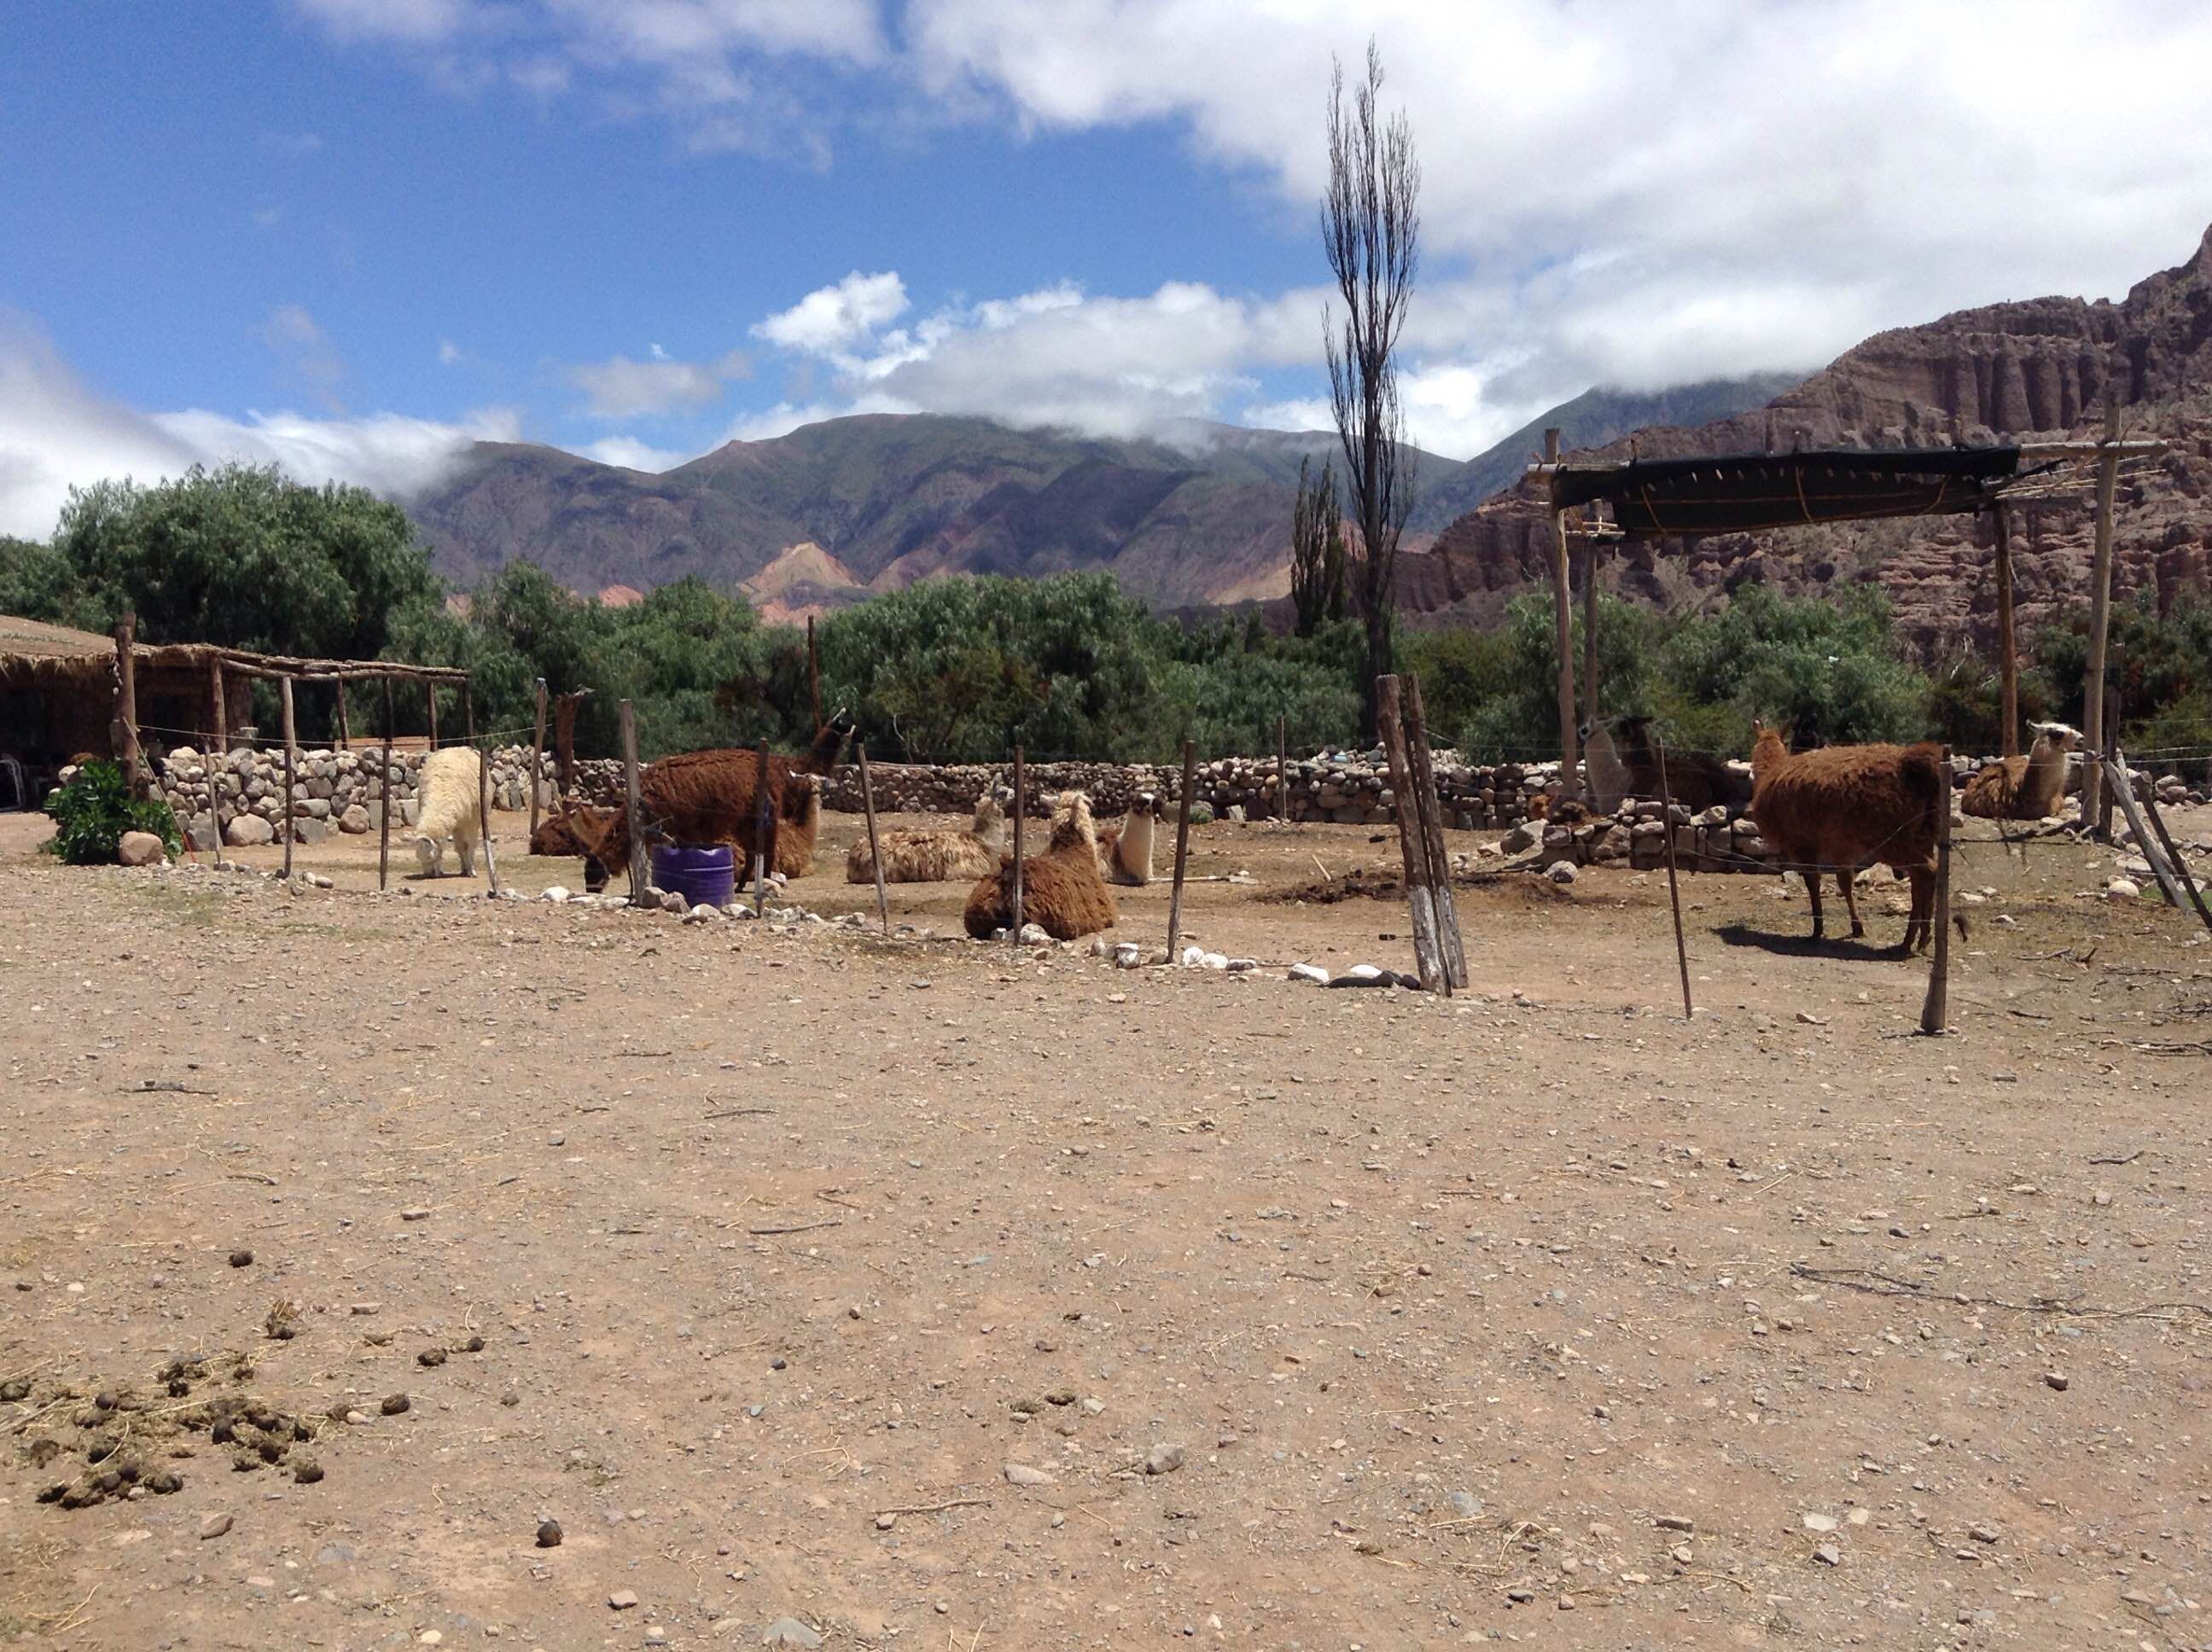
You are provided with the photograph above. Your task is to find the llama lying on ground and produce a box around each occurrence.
[846,788,1006,883]
[1095,791,1158,886]
[411,746,486,877]
[1581,716,1752,811]
[544,713,853,893]
[1962,722,2081,820]
[963,791,1117,940]
[1749,718,1946,954]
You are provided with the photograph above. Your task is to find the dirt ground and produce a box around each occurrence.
[2,800,2209,1652]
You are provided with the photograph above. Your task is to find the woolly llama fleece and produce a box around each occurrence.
[412,746,486,877]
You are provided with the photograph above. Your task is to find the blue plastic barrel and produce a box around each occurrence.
[651,842,736,910]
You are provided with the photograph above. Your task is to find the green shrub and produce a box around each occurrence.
[43,760,181,864]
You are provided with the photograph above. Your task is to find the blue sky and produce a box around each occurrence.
[5,1,2211,537]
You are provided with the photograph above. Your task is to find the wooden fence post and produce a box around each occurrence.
[113,612,141,798]
[1403,674,1465,991]
[335,676,350,750]
[1654,736,1694,1019]
[208,657,228,849]
[529,678,550,840]
[378,677,395,892]
[619,701,649,906]
[1544,429,1581,800]
[465,681,500,895]
[1919,747,1954,1034]
[1277,713,1289,824]
[806,615,823,732]
[2081,396,2122,832]
[858,742,890,936]
[751,742,777,918]
[1992,503,2019,757]
[425,679,439,749]
[2135,776,2212,935]
[2106,747,2193,917]
[1009,744,1025,941]
[1166,738,1196,960]
[1581,538,1601,733]
[280,675,297,881]
[1377,675,1447,992]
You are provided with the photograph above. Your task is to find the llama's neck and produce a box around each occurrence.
[2020,738,2070,812]
[1585,728,1632,809]
[1121,807,1155,873]
[796,722,846,776]
[1750,731,1790,786]
[972,803,1005,849]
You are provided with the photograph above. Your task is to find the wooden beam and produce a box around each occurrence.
[620,700,649,907]
[1919,749,1954,1035]
[1276,713,1289,824]
[1166,739,1196,960]
[1402,674,1464,991]
[1991,503,2018,758]
[378,678,395,892]
[425,678,439,749]
[466,680,499,896]
[1376,674,1446,992]
[528,678,549,840]
[113,612,141,798]
[207,658,228,849]
[806,614,823,732]
[1653,736,1694,1019]
[280,675,297,882]
[1009,744,1025,942]
[1580,536,1601,734]
[1544,429,1580,800]
[2081,397,2122,834]
[858,742,890,938]
[335,677,350,749]
[751,742,777,919]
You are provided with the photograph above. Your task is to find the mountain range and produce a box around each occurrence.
[407,224,2212,648]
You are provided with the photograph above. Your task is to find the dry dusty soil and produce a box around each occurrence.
[2,801,2209,1652]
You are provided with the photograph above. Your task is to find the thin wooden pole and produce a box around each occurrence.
[424,679,439,748]
[113,612,141,798]
[1919,747,1954,1034]
[1376,677,1445,991]
[528,678,549,840]
[1654,736,1693,1019]
[1580,538,1601,733]
[2099,701,2120,843]
[280,675,297,881]
[207,658,228,849]
[2106,747,2192,916]
[378,678,395,892]
[1009,745,1026,941]
[465,681,499,894]
[1403,674,1464,992]
[1276,713,1289,824]
[555,692,582,795]
[335,677,350,749]
[619,700,649,907]
[857,742,890,937]
[2136,775,2212,935]
[2081,396,2122,833]
[1544,429,1580,800]
[806,615,823,732]
[1166,738,1197,959]
[751,743,777,918]
[1991,503,2019,758]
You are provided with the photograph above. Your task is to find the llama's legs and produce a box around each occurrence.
[1804,862,1825,941]
[1904,868,1934,955]
[1838,869,1865,939]
[457,833,477,877]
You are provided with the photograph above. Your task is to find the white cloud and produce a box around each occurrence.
[753,272,911,358]
[437,338,463,364]
[0,314,513,539]
[564,349,750,419]
[578,435,688,472]
[259,303,347,409]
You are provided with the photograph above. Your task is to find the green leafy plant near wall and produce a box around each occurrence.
[43,759,181,864]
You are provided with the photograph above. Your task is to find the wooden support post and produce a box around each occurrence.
[1919,747,1954,1035]
[1653,736,1694,1019]
[619,701,649,907]
[857,742,890,937]
[2098,707,2120,843]
[1166,738,1197,960]
[1991,503,2019,758]
[1009,745,1025,942]
[1376,675,1447,992]
[806,615,823,732]
[335,677,350,749]
[424,679,439,748]
[465,681,499,895]
[1403,674,1465,991]
[2106,747,2193,916]
[378,678,395,892]
[528,678,549,839]
[751,743,777,919]
[113,612,141,798]
[207,658,228,848]
[2081,397,2122,832]
[555,692,582,795]
[1544,429,1580,800]
[1276,713,1289,824]
[280,675,297,881]
[2136,775,2212,935]
[1580,538,1601,732]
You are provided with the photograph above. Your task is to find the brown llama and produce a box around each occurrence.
[1608,715,1754,810]
[963,791,1118,940]
[847,788,1006,883]
[1961,722,2081,820]
[1095,791,1159,886]
[1749,718,1946,954]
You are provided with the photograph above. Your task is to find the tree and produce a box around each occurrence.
[1323,38,1420,737]
[1289,456,1349,637]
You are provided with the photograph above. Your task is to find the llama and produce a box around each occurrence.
[547,713,853,894]
[847,788,1006,884]
[1610,715,1754,810]
[1749,719,1946,953]
[410,746,486,877]
[963,791,1117,941]
[1095,791,1159,886]
[1962,722,2081,820]
[1579,721,1634,812]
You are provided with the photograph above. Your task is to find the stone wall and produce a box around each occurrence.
[149,745,551,852]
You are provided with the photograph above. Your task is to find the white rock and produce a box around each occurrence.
[117,830,166,867]
[1287,963,1330,985]
[1224,957,1258,973]
[1198,951,1229,970]
[659,889,690,915]
[1339,963,1383,983]
[684,903,725,923]
[1016,922,1050,945]
[1547,861,1577,884]
[1003,1462,1057,1486]
[1179,945,1205,967]
[542,886,572,903]
[2106,877,2141,900]
[1113,944,1144,969]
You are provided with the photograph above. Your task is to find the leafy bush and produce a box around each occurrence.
[43,760,180,864]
